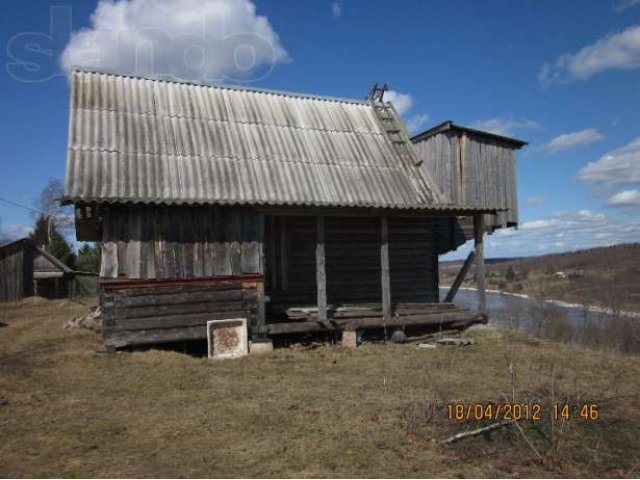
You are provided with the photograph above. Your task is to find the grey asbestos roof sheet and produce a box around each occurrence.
[63,69,478,211]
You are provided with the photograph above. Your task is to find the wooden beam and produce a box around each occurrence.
[256,280,267,339]
[380,216,391,321]
[444,250,476,303]
[316,215,327,323]
[473,214,487,317]
[268,216,277,288]
[279,216,288,290]
[266,311,483,335]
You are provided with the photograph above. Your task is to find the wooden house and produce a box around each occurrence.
[0,238,74,302]
[62,70,525,349]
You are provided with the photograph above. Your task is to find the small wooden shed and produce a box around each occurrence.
[62,70,525,349]
[0,238,74,302]
[411,121,526,231]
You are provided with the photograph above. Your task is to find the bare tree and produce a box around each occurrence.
[34,179,74,232]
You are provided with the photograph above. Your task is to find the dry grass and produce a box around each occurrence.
[1,299,640,478]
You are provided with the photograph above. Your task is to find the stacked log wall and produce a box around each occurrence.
[101,279,258,348]
[99,205,264,347]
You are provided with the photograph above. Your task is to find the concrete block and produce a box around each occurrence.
[342,330,357,348]
[250,340,274,355]
[207,318,248,360]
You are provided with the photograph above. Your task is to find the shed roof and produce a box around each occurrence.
[62,69,493,212]
[0,238,73,273]
[411,121,528,148]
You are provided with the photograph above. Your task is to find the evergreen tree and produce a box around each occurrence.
[505,265,516,281]
[30,214,51,246]
[30,214,75,268]
[75,243,101,273]
[46,229,76,269]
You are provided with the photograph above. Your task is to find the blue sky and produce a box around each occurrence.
[1,0,639,258]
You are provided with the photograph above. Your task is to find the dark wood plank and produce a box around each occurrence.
[255,280,267,339]
[473,214,487,316]
[267,311,481,334]
[316,215,327,322]
[380,216,391,321]
[279,216,288,289]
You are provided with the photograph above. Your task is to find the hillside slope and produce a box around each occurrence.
[1,298,639,477]
[440,243,640,312]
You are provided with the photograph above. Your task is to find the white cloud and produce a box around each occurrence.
[524,196,547,207]
[539,25,640,85]
[615,0,640,11]
[607,189,640,207]
[445,209,640,260]
[385,90,413,116]
[577,137,640,188]
[405,114,429,133]
[384,90,430,134]
[520,219,563,230]
[470,116,542,136]
[2,224,33,240]
[60,0,290,83]
[538,129,604,154]
[331,2,342,18]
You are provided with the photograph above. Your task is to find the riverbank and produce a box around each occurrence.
[2,297,640,477]
[441,286,640,319]
[440,243,640,313]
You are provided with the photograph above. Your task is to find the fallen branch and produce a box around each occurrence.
[442,421,511,444]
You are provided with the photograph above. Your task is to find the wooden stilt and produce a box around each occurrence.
[444,250,476,303]
[380,216,391,321]
[279,217,288,290]
[256,280,267,339]
[473,214,487,318]
[316,215,327,323]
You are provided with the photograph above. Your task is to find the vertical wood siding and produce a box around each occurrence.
[267,215,439,308]
[100,205,264,280]
[413,132,518,230]
[0,243,25,302]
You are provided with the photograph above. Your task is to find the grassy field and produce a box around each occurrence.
[1,298,640,478]
[441,243,640,312]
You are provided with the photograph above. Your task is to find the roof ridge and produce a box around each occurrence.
[71,67,369,106]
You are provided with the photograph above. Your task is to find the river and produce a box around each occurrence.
[440,287,637,348]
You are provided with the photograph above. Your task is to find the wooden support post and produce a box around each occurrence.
[268,216,277,289]
[256,280,267,339]
[444,250,476,303]
[473,214,487,318]
[380,216,391,321]
[279,217,288,290]
[316,215,327,323]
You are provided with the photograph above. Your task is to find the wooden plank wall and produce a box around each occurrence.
[267,215,439,308]
[464,135,518,229]
[388,217,439,303]
[412,131,461,204]
[102,280,258,348]
[0,242,27,302]
[413,131,518,232]
[100,205,264,280]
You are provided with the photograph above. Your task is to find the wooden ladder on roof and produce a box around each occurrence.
[367,83,422,166]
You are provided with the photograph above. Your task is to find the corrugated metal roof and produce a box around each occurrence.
[63,69,486,211]
[412,121,528,148]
